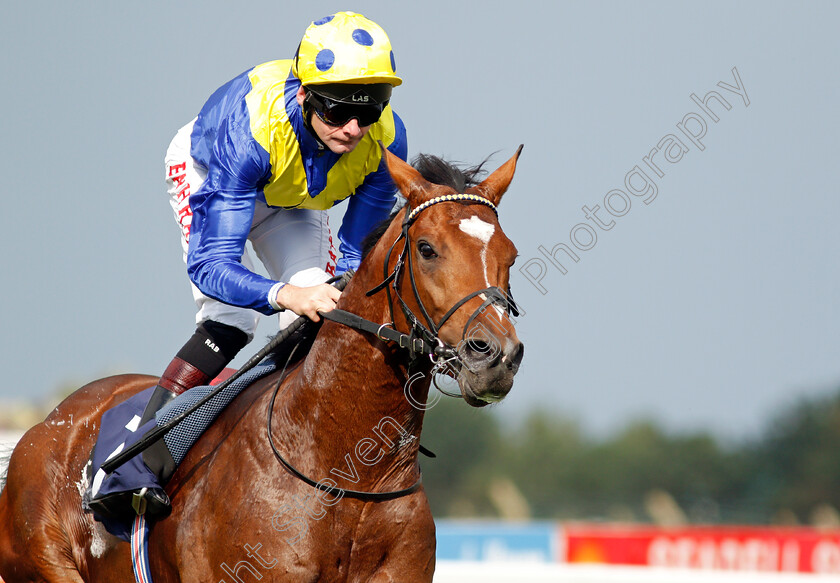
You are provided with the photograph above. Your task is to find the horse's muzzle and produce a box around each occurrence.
[457,338,524,406]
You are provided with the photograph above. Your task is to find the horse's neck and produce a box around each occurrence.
[273,288,431,488]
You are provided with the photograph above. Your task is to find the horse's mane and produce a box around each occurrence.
[411,153,488,193]
[360,154,489,260]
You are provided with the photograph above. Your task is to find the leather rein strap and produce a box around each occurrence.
[322,308,442,356]
[266,343,424,501]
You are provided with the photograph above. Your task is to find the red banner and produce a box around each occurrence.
[562,524,840,574]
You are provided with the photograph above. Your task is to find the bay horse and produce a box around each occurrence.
[0,147,524,583]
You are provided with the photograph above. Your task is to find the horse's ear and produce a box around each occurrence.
[469,144,523,206]
[380,143,433,205]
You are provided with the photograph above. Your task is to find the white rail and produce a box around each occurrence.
[433,562,838,583]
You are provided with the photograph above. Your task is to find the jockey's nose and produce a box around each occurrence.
[342,118,363,137]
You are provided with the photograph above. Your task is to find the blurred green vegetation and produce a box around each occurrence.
[4,377,837,527]
[420,386,840,526]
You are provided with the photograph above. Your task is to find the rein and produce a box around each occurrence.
[99,274,351,475]
[266,342,424,501]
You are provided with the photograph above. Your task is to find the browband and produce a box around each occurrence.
[405,193,497,224]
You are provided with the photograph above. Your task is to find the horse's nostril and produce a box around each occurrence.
[461,339,502,367]
[466,340,491,354]
[505,343,524,371]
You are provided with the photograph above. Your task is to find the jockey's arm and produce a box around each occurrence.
[335,112,408,273]
[187,185,279,316]
[188,184,341,320]
[187,115,337,319]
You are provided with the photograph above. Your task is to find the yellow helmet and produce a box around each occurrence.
[293,12,402,87]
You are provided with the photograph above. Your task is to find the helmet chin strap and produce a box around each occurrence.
[300,97,328,151]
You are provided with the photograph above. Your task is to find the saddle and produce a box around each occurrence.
[83,320,320,541]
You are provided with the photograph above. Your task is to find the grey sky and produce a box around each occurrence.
[2,1,838,441]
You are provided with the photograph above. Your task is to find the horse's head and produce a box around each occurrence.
[374,146,525,407]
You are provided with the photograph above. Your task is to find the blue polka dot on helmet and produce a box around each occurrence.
[293,11,402,87]
[315,49,335,72]
[352,29,374,46]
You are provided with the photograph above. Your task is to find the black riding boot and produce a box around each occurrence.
[90,321,248,520]
[130,355,214,516]
[138,355,214,424]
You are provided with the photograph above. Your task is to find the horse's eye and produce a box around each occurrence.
[417,241,437,259]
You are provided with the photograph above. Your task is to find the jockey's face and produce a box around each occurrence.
[297,86,371,154]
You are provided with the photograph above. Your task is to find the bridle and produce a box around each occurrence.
[267,193,521,501]
[324,193,520,376]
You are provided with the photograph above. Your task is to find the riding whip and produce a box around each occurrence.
[101,272,353,475]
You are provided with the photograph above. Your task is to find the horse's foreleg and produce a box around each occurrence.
[347,497,436,583]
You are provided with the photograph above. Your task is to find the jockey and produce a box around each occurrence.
[88,11,406,521]
[155,12,405,422]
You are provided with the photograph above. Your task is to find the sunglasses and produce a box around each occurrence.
[306,90,385,128]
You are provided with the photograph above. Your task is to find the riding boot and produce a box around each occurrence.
[92,320,248,521]
[138,356,211,425]
[123,356,213,516]
[84,355,217,520]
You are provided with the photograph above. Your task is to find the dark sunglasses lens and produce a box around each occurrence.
[319,102,383,127]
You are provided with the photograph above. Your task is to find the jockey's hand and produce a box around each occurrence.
[275,283,341,322]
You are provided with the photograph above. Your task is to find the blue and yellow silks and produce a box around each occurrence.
[186,60,407,315]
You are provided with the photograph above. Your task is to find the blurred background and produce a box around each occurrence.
[2,1,839,577]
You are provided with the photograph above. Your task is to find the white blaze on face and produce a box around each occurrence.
[459,215,495,286]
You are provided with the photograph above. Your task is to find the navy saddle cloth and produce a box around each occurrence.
[83,358,281,541]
